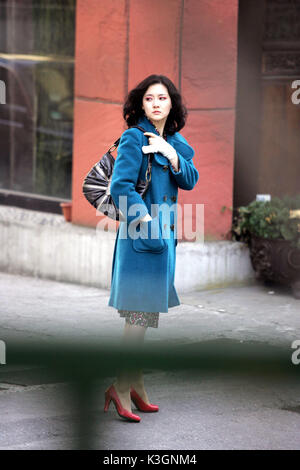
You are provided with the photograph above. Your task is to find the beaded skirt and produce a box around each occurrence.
[118,309,159,328]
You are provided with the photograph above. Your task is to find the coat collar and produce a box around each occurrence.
[136,115,195,166]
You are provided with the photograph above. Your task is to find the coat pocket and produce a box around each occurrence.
[132,216,167,253]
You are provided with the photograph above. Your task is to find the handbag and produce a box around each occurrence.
[82,126,154,221]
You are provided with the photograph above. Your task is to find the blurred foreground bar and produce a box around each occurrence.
[6,338,299,380]
[4,338,299,449]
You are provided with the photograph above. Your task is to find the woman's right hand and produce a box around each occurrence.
[140,213,152,222]
[133,214,166,253]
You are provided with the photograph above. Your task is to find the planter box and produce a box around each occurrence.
[249,234,300,299]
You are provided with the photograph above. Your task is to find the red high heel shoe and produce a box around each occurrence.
[104,385,141,422]
[130,387,159,412]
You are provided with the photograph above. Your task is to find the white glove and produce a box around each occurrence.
[142,132,177,161]
[140,213,152,222]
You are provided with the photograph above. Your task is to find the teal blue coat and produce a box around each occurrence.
[108,115,199,313]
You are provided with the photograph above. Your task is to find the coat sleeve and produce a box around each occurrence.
[110,128,149,224]
[168,152,199,190]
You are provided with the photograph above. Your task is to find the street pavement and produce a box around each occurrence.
[0,271,299,450]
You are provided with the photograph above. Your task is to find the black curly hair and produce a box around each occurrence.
[123,75,187,135]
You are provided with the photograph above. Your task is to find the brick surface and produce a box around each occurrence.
[182,110,235,239]
[72,100,125,226]
[182,0,238,109]
[72,0,239,239]
[128,0,181,90]
[75,0,127,102]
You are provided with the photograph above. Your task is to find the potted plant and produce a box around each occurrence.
[231,194,300,299]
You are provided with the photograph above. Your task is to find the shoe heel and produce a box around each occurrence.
[104,385,141,422]
[104,392,111,412]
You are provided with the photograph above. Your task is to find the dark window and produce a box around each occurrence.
[0,0,75,212]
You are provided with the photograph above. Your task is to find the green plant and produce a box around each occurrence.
[231,194,300,249]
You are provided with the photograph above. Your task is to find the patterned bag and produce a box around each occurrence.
[82,126,153,221]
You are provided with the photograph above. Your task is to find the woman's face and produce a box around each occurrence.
[142,83,172,125]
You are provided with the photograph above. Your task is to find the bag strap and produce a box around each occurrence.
[130,126,154,182]
[108,125,149,152]
[109,125,154,183]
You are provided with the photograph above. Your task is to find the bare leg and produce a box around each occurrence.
[123,322,151,405]
[129,367,151,405]
[110,321,147,412]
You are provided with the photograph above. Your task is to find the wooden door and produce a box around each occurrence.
[259,0,300,197]
[234,0,300,208]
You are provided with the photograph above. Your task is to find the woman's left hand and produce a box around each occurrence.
[142,132,178,161]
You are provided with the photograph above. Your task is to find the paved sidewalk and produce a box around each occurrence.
[0,271,300,450]
[0,271,299,347]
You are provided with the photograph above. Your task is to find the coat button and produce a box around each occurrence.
[171,196,177,202]
[163,165,168,171]
[163,195,168,201]
[170,224,174,231]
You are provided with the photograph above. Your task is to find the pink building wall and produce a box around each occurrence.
[72,0,238,241]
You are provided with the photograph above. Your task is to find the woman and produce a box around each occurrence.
[104,75,199,422]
